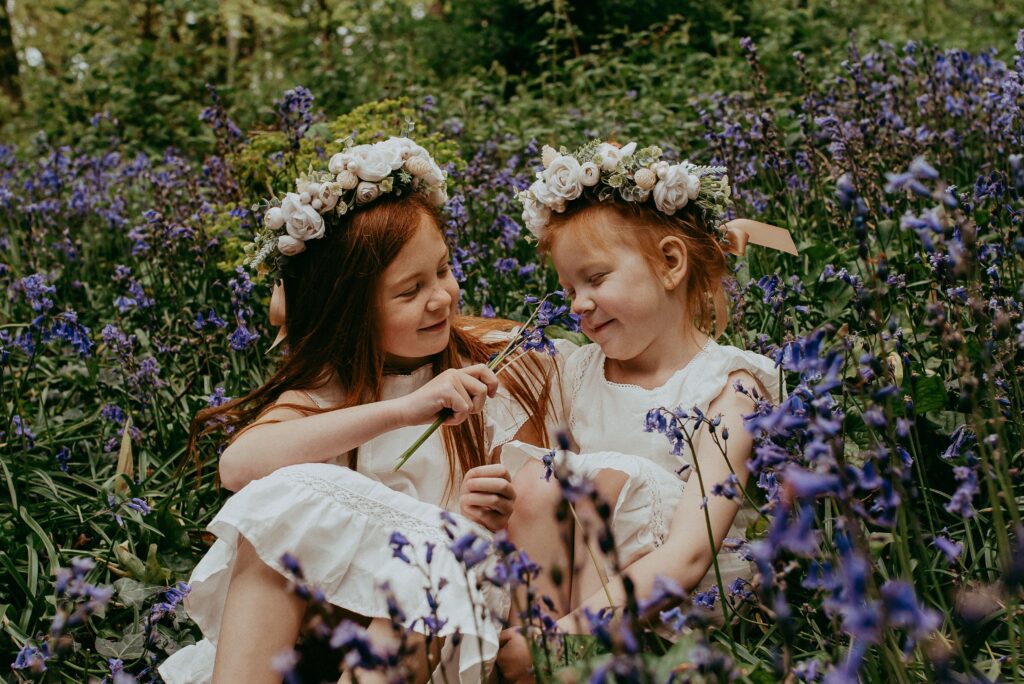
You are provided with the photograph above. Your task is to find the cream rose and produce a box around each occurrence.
[652,164,693,215]
[280,193,325,241]
[277,234,306,256]
[355,181,381,205]
[595,142,638,172]
[543,155,583,202]
[337,170,358,190]
[579,161,601,186]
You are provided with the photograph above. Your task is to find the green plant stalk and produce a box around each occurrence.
[684,430,732,627]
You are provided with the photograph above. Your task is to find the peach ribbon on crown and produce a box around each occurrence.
[722,219,799,256]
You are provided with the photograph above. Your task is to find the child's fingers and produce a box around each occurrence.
[444,383,472,413]
[465,476,515,502]
[462,493,514,517]
[464,464,511,481]
[462,364,500,397]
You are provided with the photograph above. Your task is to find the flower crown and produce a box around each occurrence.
[244,136,448,276]
[517,140,732,239]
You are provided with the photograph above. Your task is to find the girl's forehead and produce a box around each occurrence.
[551,214,625,260]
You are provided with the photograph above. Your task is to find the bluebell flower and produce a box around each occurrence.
[449,532,489,569]
[388,532,412,564]
[933,533,963,564]
[692,586,719,609]
[11,642,49,672]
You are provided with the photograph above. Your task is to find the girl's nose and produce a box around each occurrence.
[427,283,452,311]
[571,294,593,316]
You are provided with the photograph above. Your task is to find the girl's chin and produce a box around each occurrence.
[384,342,450,370]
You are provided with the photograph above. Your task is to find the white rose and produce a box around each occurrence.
[339,144,371,176]
[355,181,381,205]
[528,177,565,212]
[263,206,284,230]
[521,196,552,238]
[388,137,429,161]
[328,152,348,175]
[595,142,638,172]
[277,234,306,256]
[652,164,693,215]
[579,162,601,186]
[543,155,583,202]
[280,192,325,241]
[353,141,407,182]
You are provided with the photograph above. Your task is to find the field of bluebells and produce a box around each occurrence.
[3,23,1024,684]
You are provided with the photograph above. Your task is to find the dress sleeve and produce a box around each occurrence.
[687,345,782,411]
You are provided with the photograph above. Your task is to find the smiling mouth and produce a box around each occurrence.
[419,319,448,332]
[586,319,614,335]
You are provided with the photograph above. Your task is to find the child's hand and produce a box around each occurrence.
[496,627,536,683]
[459,464,515,532]
[399,364,499,426]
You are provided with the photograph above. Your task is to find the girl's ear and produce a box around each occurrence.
[658,236,688,290]
[269,280,286,327]
[269,280,288,351]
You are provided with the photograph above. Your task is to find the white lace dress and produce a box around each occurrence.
[502,339,781,599]
[159,365,532,684]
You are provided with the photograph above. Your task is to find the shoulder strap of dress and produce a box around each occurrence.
[300,389,325,409]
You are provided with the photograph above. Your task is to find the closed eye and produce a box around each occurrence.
[589,273,607,285]
[399,284,421,298]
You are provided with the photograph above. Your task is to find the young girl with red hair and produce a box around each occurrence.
[498,141,795,680]
[159,137,556,684]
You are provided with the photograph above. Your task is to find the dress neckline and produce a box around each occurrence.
[598,338,715,392]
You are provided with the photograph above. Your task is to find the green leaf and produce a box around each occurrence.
[911,373,947,414]
[114,577,162,609]
[95,627,146,660]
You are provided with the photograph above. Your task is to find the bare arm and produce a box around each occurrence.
[219,365,500,491]
[218,393,405,491]
[558,370,758,629]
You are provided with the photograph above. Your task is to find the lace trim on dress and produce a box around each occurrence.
[600,338,716,391]
[282,470,452,545]
[641,461,669,546]
[568,345,601,437]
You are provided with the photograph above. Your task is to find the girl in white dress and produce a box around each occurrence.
[158,138,557,684]
[498,141,796,679]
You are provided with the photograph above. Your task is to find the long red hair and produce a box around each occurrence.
[191,193,554,494]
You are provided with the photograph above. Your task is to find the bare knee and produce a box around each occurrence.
[510,461,564,527]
